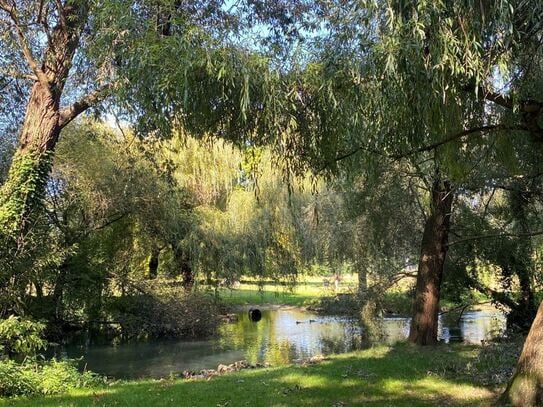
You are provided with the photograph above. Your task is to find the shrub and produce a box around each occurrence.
[107,285,221,339]
[39,360,103,395]
[0,359,103,398]
[0,316,104,398]
[0,359,38,397]
[0,316,47,358]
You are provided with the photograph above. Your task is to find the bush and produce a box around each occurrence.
[39,360,103,395]
[0,359,103,398]
[0,316,47,358]
[107,285,221,339]
[0,316,103,398]
[0,359,38,397]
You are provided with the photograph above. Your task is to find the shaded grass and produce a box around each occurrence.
[2,343,503,406]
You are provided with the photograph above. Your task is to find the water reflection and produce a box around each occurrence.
[56,308,506,379]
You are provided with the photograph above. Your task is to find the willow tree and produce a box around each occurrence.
[277,2,493,344]
[0,0,308,236]
[0,0,317,290]
[336,0,543,404]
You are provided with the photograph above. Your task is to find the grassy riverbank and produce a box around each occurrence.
[215,274,359,307]
[2,342,515,407]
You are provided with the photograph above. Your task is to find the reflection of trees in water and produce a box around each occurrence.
[218,310,506,367]
[217,311,276,364]
[319,319,365,354]
[264,340,295,365]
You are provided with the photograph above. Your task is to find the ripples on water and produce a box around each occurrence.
[57,308,506,379]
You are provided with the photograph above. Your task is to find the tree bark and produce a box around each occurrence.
[0,2,89,243]
[507,189,537,332]
[358,266,367,297]
[408,179,454,346]
[502,300,543,406]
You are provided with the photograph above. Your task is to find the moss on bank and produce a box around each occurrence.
[2,342,515,407]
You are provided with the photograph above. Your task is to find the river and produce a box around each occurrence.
[54,307,506,379]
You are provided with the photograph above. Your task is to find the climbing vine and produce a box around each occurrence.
[0,149,53,243]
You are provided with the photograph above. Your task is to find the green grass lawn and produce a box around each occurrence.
[2,344,503,406]
[215,274,359,307]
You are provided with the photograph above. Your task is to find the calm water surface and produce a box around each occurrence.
[57,308,505,379]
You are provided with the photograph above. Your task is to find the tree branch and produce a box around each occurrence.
[391,124,529,159]
[0,0,51,90]
[0,68,38,81]
[478,86,542,114]
[58,84,111,128]
[479,87,513,109]
[448,230,543,246]
[318,124,528,171]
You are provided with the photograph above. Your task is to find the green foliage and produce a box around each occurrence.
[37,360,103,396]
[0,316,102,398]
[0,151,52,235]
[0,316,46,359]
[0,359,103,398]
[0,359,38,397]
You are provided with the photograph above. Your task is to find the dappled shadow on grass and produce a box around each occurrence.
[3,343,501,407]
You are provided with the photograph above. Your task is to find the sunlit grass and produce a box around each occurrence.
[2,343,501,406]
[215,274,359,306]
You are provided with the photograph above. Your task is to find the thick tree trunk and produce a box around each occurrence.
[358,266,367,297]
[0,83,60,240]
[408,179,453,346]
[502,300,543,406]
[0,2,88,245]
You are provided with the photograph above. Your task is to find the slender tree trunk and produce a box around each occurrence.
[52,263,68,321]
[502,300,543,406]
[408,179,453,346]
[508,189,537,332]
[147,247,161,279]
[173,247,194,290]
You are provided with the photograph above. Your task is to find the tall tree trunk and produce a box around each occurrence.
[507,189,537,332]
[502,300,543,406]
[0,83,60,242]
[408,179,453,346]
[0,2,89,246]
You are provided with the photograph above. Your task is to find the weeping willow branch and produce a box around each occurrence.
[318,124,527,171]
[390,124,529,159]
[448,230,543,246]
